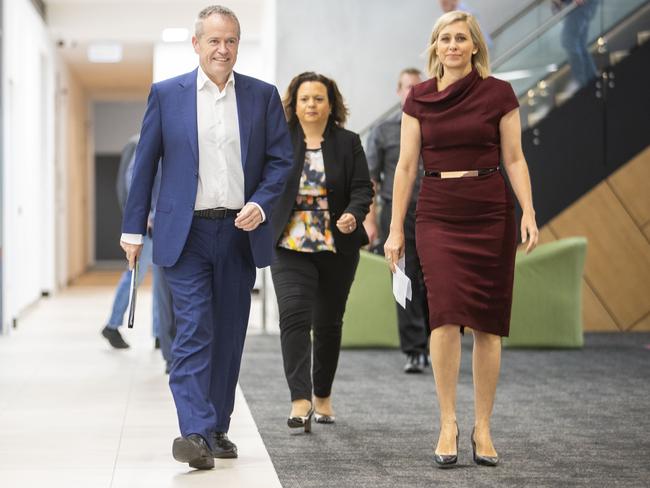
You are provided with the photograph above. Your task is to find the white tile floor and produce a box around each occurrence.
[0,285,282,488]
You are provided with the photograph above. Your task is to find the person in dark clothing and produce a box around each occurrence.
[365,68,430,374]
[271,72,373,432]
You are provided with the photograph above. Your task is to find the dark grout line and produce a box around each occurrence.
[109,354,138,488]
[626,309,650,332]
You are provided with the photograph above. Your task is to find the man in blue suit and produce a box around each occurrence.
[120,5,293,470]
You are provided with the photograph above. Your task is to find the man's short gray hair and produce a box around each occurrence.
[195,5,241,39]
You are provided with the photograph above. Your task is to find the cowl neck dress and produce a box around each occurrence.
[402,68,519,336]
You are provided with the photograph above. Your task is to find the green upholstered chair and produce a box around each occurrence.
[503,237,587,349]
[341,251,400,348]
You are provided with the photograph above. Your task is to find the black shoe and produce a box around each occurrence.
[471,428,499,466]
[287,407,314,434]
[210,432,238,459]
[434,422,459,468]
[101,326,130,349]
[154,337,160,349]
[172,434,214,470]
[404,352,427,373]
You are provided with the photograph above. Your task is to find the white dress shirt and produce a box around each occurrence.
[121,67,264,246]
[195,67,244,210]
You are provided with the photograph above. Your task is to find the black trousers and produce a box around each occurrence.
[271,247,360,401]
[380,199,429,354]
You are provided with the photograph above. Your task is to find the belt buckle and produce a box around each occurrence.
[441,170,479,179]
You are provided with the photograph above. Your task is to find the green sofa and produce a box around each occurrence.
[341,238,587,349]
[341,251,399,348]
[503,237,587,348]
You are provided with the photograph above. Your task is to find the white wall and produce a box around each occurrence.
[275,0,438,131]
[2,0,57,331]
[462,0,527,35]
[93,101,147,154]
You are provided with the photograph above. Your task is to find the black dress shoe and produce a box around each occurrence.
[434,422,459,468]
[101,326,130,349]
[172,434,214,470]
[471,428,499,466]
[210,432,237,458]
[404,352,427,373]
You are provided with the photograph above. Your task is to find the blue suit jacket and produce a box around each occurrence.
[122,69,294,268]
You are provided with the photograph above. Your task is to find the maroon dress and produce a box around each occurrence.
[403,68,519,336]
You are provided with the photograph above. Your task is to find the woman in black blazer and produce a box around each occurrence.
[271,72,373,432]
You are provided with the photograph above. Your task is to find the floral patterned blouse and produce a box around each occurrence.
[279,148,336,252]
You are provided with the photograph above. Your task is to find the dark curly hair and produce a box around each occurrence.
[282,72,349,128]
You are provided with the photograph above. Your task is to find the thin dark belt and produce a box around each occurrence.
[193,207,240,219]
[424,167,499,179]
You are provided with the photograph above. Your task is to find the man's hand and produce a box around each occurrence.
[120,241,143,270]
[235,203,263,231]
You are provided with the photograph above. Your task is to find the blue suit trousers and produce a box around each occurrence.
[163,216,255,443]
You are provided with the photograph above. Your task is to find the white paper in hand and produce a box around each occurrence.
[392,255,412,309]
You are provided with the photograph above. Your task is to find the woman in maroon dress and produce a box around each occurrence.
[384,11,539,467]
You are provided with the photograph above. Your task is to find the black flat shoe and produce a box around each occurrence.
[287,407,313,433]
[210,432,238,458]
[172,434,214,470]
[471,427,499,466]
[101,326,130,349]
[434,422,459,467]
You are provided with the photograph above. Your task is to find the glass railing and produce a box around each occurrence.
[492,0,650,128]
[490,0,564,64]
[360,0,650,137]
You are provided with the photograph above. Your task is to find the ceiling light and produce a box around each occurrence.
[87,42,122,63]
[162,28,189,43]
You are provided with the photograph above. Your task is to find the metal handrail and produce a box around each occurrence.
[491,0,549,38]
[491,2,578,68]
[358,1,579,139]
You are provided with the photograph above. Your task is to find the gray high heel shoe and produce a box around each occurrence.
[434,421,459,467]
[471,427,499,466]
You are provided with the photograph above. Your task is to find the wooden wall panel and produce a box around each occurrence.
[71,270,152,288]
[629,313,650,332]
[66,70,91,282]
[582,280,620,331]
[516,225,556,253]
[550,183,650,329]
[537,226,558,245]
[608,146,650,227]
[644,222,650,242]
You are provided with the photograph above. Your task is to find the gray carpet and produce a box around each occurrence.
[239,333,650,488]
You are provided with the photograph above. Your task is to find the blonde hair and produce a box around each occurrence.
[425,11,490,80]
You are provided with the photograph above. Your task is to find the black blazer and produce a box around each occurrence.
[272,122,374,255]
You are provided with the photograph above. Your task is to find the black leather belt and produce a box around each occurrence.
[424,167,498,178]
[193,207,240,219]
